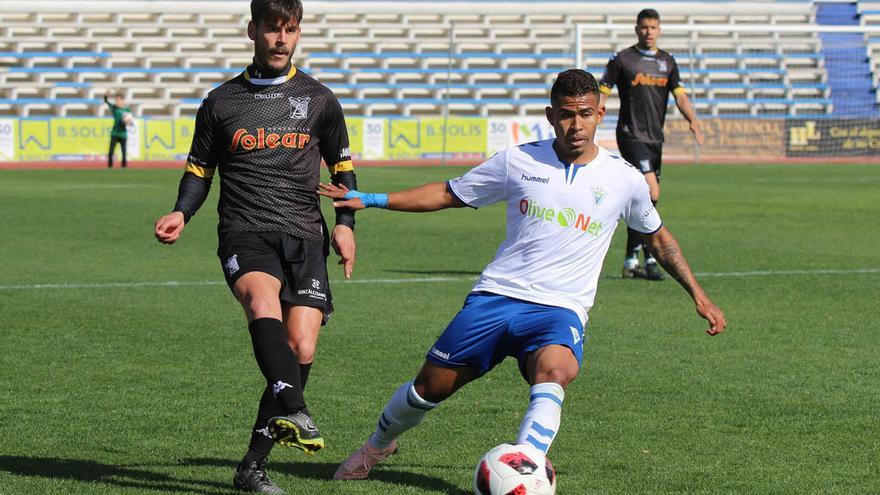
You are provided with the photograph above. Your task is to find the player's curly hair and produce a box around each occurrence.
[251,0,303,24]
[550,69,599,105]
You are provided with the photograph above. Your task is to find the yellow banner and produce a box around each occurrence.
[7,116,497,162]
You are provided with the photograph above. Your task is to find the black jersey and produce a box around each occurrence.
[599,46,686,143]
[185,65,353,244]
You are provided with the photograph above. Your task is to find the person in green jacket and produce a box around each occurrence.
[104,91,132,168]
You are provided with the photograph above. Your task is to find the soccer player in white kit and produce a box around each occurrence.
[320,69,727,481]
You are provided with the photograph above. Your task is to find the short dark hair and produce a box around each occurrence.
[550,69,599,105]
[637,8,660,24]
[250,0,303,24]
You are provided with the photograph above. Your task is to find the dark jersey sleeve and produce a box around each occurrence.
[172,97,219,222]
[667,55,686,97]
[319,95,357,229]
[599,54,619,96]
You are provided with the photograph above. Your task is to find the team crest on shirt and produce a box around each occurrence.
[658,59,668,72]
[289,97,310,119]
[591,186,607,206]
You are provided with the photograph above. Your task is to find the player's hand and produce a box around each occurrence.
[154,211,185,245]
[318,183,365,210]
[690,122,705,146]
[331,224,356,279]
[695,297,726,336]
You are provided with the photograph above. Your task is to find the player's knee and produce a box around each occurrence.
[290,339,316,363]
[538,367,578,388]
[242,295,278,320]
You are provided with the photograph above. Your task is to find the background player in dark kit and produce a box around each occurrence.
[599,8,704,280]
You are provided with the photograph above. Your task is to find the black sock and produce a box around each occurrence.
[248,318,306,414]
[299,362,312,391]
[625,228,642,259]
[243,385,282,465]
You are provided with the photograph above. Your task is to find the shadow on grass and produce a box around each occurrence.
[0,455,233,494]
[185,457,470,494]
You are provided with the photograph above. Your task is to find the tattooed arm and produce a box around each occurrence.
[642,227,728,336]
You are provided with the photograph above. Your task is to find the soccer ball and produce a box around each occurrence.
[122,112,135,125]
[473,443,556,495]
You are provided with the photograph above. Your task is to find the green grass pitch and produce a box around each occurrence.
[0,163,878,494]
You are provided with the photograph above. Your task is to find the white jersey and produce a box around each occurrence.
[447,139,662,325]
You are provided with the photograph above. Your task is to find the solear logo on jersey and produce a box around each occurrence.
[519,198,602,236]
[230,128,311,151]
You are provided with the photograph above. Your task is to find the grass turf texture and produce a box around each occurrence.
[0,163,878,494]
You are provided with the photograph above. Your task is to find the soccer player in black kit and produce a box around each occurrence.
[153,1,357,493]
[599,8,704,280]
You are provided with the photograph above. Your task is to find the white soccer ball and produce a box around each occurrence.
[122,112,135,125]
[473,443,556,495]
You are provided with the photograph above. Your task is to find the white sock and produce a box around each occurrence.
[369,381,437,449]
[516,382,564,454]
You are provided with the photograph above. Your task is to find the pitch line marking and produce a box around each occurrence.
[0,269,876,291]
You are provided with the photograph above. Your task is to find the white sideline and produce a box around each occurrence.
[0,269,877,291]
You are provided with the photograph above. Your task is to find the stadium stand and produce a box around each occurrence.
[0,1,872,119]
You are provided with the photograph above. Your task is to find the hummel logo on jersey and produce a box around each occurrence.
[272,381,295,397]
[521,173,550,184]
[570,326,582,345]
[224,254,240,276]
[289,97,310,119]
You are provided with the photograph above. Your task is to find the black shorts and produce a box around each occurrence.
[618,139,663,181]
[217,230,333,322]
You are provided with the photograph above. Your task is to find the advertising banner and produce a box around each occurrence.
[0,119,15,161]
[384,117,486,160]
[786,119,880,157]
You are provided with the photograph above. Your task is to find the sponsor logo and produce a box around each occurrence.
[230,128,311,152]
[570,325,582,345]
[521,173,550,184]
[297,288,326,300]
[631,72,668,88]
[789,121,821,146]
[224,254,239,276]
[592,186,607,206]
[289,97,310,119]
[518,198,603,236]
[430,347,451,360]
[272,380,294,396]
[255,92,284,100]
[312,279,321,290]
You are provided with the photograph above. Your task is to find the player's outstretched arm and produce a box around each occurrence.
[318,182,466,212]
[642,227,727,335]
